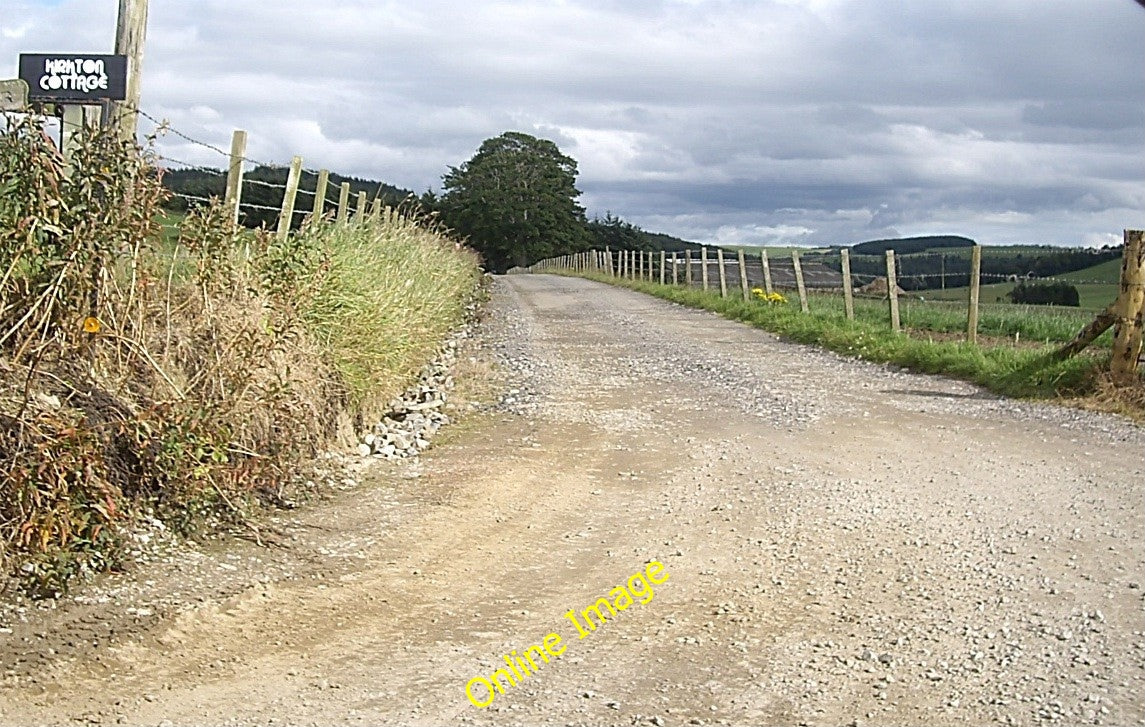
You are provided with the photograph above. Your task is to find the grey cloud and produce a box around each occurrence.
[1022,100,1145,131]
[2,0,1142,248]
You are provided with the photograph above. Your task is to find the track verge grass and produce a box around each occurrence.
[571,273,1139,409]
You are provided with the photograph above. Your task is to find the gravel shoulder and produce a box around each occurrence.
[1,273,1142,727]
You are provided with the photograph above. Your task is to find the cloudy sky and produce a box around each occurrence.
[2,1,1142,247]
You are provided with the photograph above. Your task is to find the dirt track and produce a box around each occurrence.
[1,274,1142,726]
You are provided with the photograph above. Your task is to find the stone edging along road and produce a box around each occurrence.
[0,273,1142,727]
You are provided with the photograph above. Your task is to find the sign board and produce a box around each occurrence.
[18,53,127,102]
[0,79,29,111]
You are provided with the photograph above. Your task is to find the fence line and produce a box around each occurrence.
[510,239,1144,378]
[102,107,409,229]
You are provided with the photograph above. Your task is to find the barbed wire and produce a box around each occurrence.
[154,153,225,176]
[168,191,217,207]
[135,106,296,173]
[167,191,314,222]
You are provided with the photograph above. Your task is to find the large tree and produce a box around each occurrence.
[440,132,590,273]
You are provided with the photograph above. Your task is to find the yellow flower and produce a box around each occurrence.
[82,316,101,333]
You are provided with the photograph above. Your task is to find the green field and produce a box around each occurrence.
[923,257,1121,312]
[1056,258,1123,283]
[812,292,1107,347]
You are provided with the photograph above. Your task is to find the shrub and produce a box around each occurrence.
[1007,281,1080,307]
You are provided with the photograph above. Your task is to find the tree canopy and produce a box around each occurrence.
[440,132,590,273]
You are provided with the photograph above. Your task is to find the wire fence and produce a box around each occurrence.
[513,245,1137,351]
[89,104,415,230]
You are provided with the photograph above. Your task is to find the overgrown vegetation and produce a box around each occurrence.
[0,115,481,596]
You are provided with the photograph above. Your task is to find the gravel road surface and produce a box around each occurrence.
[1,273,1142,727]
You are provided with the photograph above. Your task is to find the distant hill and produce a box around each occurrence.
[1055,258,1124,284]
[851,235,976,256]
[641,230,704,252]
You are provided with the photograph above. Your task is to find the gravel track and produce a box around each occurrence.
[1,273,1141,727]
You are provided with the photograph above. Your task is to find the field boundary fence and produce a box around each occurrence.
[512,232,1144,383]
[7,102,403,241]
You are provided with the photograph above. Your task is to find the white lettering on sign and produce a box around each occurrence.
[39,58,109,94]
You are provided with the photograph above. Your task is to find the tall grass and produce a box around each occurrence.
[304,212,481,411]
[802,293,1105,345]
[0,115,481,595]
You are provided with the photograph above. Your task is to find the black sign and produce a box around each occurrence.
[18,53,127,102]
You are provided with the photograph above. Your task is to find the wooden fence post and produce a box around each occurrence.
[717,249,728,297]
[1111,229,1145,384]
[336,182,351,224]
[737,249,749,301]
[660,250,666,284]
[110,0,148,143]
[275,155,303,242]
[685,250,693,286]
[355,191,367,222]
[792,250,810,314]
[967,245,981,343]
[60,105,85,174]
[841,249,855,321]
[701,247,710,291]
[672,254,679,285]
[604,246,612,276]
[310,168,329,222]
[886,250,901,333]
[83,105,101,130]
[371,198,382,219]
[760,249,773,295]
[223,129,247,227]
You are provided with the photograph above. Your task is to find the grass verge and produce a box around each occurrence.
[572,273,1141,411]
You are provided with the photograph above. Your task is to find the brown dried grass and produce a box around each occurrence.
[0,117,479,595]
